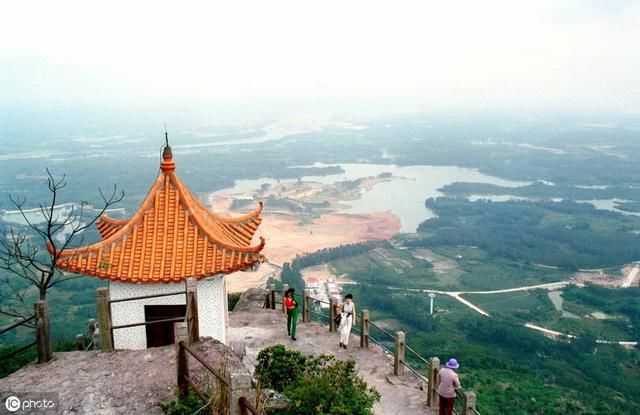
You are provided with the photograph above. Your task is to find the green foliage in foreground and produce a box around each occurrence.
[159,387,211,415]
[256,345,381,415]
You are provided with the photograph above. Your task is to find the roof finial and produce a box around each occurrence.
[164,123,169,147]
[160,124,175,172]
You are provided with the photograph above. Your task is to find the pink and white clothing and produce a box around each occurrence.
[436,367,460,398]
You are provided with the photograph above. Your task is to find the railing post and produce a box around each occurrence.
[269,284,276,310]
[229,371,252,415]
[329,297,337,332]
[174,322,189,399]
[302,289,310,323]
[462,390,476,415]
[185,277,199,344]
[282,284,289,314]
[427,357,440,408]
[96,287,114,352]
[34,300,52,363]
[394,331,405,376]
[360,309,369,348]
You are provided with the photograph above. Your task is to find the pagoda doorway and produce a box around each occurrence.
[144,304,186,348]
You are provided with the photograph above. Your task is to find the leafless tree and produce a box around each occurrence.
[0,169,123,323]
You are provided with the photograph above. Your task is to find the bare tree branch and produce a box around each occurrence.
[0,169,123,321]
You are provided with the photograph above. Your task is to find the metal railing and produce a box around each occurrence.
[308,297,331,323]
[0,315,37,363]
[239,396,260,415]
[176,339,230,413]
[267,286,480,415]
[173,320,253,415]
[367,321,395,355]
[0,314,35,336]
[108,290,186,303]
[0,301,52,364]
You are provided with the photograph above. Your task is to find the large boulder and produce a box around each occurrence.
[233,288,271,311]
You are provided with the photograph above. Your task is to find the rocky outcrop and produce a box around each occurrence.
[0,338,241,415]
[232,287,270,311]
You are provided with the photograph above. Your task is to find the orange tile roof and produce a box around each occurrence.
[51,146,265,283]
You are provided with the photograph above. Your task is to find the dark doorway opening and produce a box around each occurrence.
[145,304,186,348]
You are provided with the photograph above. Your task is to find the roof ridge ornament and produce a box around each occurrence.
[160,124,175,172]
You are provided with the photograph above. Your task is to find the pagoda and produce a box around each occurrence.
[52,141,265,349]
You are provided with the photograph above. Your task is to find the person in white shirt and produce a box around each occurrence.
[338,294,355,349]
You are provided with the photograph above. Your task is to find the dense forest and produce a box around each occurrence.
[410,197,640,269]
[440,181,640,202]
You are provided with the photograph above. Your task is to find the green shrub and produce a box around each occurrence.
[256,344,307,392]
[256,345,380,415]
[282,355,381,415]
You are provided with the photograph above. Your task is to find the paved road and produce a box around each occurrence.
[394,280,573,297]
[394,282,638,346]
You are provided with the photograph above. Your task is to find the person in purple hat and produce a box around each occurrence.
[437,358,461,415]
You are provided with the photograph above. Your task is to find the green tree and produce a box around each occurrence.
[255,345,380,415]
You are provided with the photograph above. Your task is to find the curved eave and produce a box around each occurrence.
[56,254,265,284]
[99,215,130,225]
[96,216,129,239]
[205,200,264,224]
[51,169,266,261]
[170,173,265,252]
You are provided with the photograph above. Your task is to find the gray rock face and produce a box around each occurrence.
[233,288,270,311]
[0,338,243,415]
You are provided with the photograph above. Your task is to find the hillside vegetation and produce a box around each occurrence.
[411,198,640,270]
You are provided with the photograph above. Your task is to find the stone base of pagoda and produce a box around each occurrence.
[109,275,227,350]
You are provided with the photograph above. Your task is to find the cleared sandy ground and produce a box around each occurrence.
[226,262,280,293]
[208,175,403,267]
[257,211,400,265]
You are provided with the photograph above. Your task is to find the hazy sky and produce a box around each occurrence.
[1,0,639,117]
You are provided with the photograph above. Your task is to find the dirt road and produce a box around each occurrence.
[621,265,639,288]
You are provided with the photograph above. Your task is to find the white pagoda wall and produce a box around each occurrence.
[109,275,227,350]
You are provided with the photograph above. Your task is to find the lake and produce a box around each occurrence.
[215,163,530,233]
